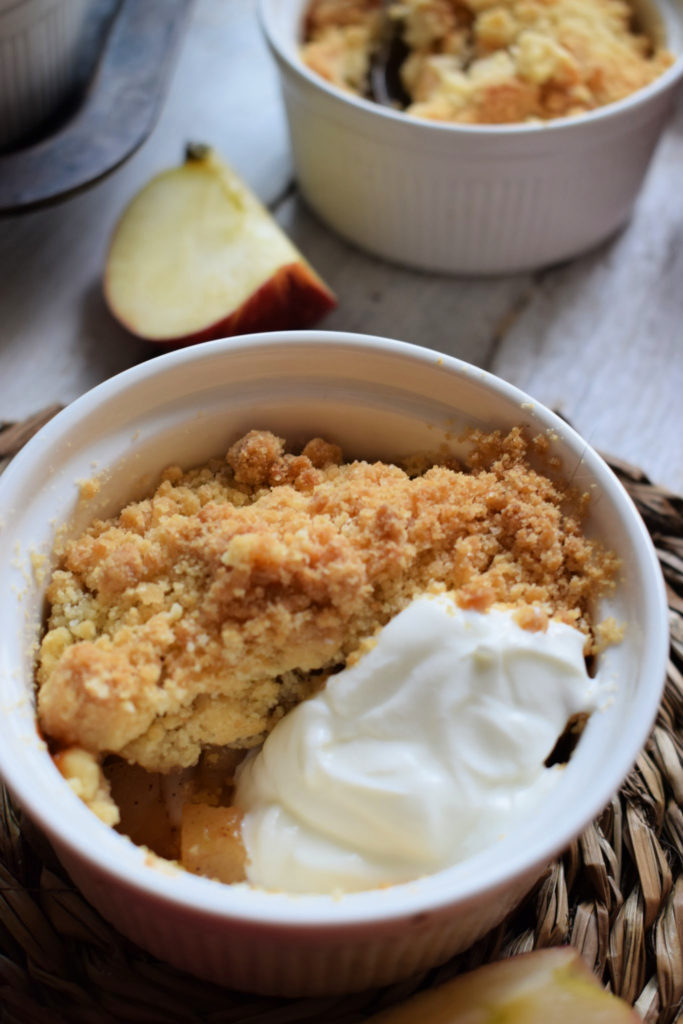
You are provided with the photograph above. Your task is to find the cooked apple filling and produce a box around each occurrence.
[38,428,618,877]
[301,0,673,123]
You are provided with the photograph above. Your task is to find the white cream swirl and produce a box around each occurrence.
[235,595,597,894]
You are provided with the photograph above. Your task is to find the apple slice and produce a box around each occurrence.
[366,948,639,1023]
[180,803,247,884]
[104,144,337,345]
[104,758,179,861]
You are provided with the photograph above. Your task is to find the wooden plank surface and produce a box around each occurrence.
[0,0,681,491]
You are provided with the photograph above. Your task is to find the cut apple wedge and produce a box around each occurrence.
[104,144,337,345]
[365,948,640,1023]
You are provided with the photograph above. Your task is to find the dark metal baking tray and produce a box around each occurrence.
[0,0,194,214]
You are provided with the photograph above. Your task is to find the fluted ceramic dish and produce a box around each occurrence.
[259,0,683,274]
[0,332,669,996]
[0,0,93,149]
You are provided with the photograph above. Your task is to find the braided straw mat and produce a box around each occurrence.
[0,407,681,1024]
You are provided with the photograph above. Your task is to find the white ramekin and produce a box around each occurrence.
[259,0,683,274]
[0,0,91,150]
[0,332,669,996]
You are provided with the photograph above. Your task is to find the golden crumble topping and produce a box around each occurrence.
[301,0,673,123]
[37,428,618,834]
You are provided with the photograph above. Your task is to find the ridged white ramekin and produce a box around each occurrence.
[0,333,669,996]
[0,0,91,149]
[259,0,683,274]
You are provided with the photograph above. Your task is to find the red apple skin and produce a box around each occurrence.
[106,260,337,350]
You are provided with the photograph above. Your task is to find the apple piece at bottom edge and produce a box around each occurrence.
[103,144,337,347]
[365,947,640,1023]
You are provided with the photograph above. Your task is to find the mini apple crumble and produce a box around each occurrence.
[301,0,673,123]
[37,428,618,881]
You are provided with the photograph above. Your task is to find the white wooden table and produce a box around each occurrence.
[1,0,681,492]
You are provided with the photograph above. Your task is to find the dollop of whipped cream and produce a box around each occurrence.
[235,595,597,894]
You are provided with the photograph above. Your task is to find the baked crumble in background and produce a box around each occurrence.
[302,0,673,122]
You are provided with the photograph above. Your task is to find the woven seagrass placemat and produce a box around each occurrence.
[0,408,681,1024]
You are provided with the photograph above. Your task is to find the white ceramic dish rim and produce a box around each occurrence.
[0,331,669,931]
[258,0,683,138]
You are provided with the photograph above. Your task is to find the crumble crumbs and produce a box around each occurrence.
[301,0,673,123]
[37,427,618,831]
